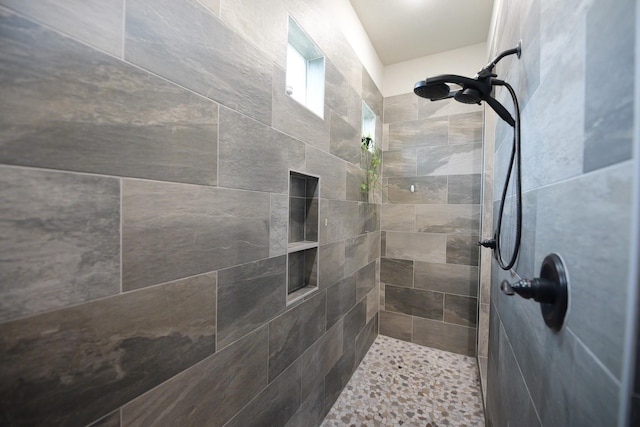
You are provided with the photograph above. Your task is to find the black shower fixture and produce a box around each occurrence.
[414,42,521,127]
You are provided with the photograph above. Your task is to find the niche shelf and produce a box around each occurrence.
[287,171,319,304]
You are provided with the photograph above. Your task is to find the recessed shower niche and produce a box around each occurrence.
[287,171,319,304]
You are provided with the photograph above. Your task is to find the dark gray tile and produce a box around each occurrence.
[268,291,326,381]
[414,262,478,297]
[413,317,476,357]
[448,112,483,145]
[380,310,412,342]
[330,111,361,164]
[343,300,367,353]
[365,231,381,264]
[122,326,268,427]
[286,382,325,427]
[381,204,415,232]
[319,200,359,244]
[217,256,287,349]
[417,144,482,176]
[122,180,270,291]
[326,275,357,329]
[446,235,480,266]
[444,295,478,327]
[356,261,376,301]
[0,273,217,426]
[125,0,272,124]
[345,234,369,277]
[324,346,356,414]
[385,231,446,263]
[385,176,448,204]
[271,194,289,257]
[448,174,482,204]
[358,202,380,234]
[514,189,537,280]
[380,258,414,287]
[415,204,480,234]
[583,0,634,172]
[88,411,120,427]
[0,11,219,185]
[319,241,345,289]
[383,93,417,124]
[306,145,346,200]
[346,162,367,202]
[289,197,306,243]
[388,117,448,151]
[0,166,119,322]
[226,358,301,427]
[301,320,344,401]
[355,314,378,366]
[385,285,443,320]
[382,149,417,178]
[324,59,350,123]
[218,107,304,193]
[0,0,124,56]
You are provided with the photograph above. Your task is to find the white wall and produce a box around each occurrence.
[382,42,487,97]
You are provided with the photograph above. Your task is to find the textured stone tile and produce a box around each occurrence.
[449,112,483,145]
[388,117,448,151]
[0,167,119,322]
[380,310,412,342]
[88,411,120,427]
[330,111,361,164]
[380,258,414,288]
[414,262,478,297]
[358,202,380,234]
[289,196,306,242]
[226,358,301,427]
[583,0,634,172]
[301,320,344,401]
[122,180,269,291]
[362,68,383,119]
[271,193,289,257]
[417,143,482,176]
[415,204,480,235]
[446,235,480,266]
[219,0,287,67]
[218,107,304,193]
[478,303,489,359]
[125,0,272,124]
[385,176,448,205]
[356,261,376,301]
[324,59,350,124]
[0,273,217,426]
[365,231,381,264]
[355,315,378,366]
[319,200,359,244]
[122,326,268,427]
[382,149,417,178]
[324,346,357,415]
[217,256,286,349]
[444,295,478,327]
[306,146,347,200]
[448,174,482,204]
[326,275,356,329]
[381,204,415,232]
[413,317,476,356]
[286,383,325,427]
[385,232,446,263]
[366,287,379,323]
[318,241,345,289]
[268,291,326,381]
[345,234,369,277]
[385,285,443,320]
[0,0,123,56]
[0,11,219,185]
[383,93,417,124]
[346,162,367,202]
[418,97,483,120]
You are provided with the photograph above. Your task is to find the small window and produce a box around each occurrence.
[362,101,376,152]
[286,17,325,118]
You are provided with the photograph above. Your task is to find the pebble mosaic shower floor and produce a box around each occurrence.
[321,335,485,427]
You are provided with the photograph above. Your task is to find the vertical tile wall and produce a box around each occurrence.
[485,0,637,425]
[378,94,483,357]
[0,0,382,425]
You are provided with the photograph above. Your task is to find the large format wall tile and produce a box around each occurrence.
[330,111,361,164]
[326,275,357,329]
[417,143,482,176]
[413,317,476,356]
[362,68,383,119]
[301,320,344,401]
[217,256,287,349]
[388,117,448,151]
[218,107,304,193]
[381,204,415,232]
[271,194,289,257]
[414,262,478,297]
[444,294,478,327]
[380,310,412,342]
[448,174,482,204]
[356,261,376,300]
[385,176,447,204]
[306,146,346,200]
[319,200,359,244]
[415,204,480,234]
[122,180,269,290]
[0,274,217,426]
[418,98,482,120]
[385,232,446,263]
[446,235,480,266]
[0,0,123,56]
[122,326,268,427]
[382,149,417,178]
[319,241,345,289]
[125,0,272,124]
[380,258,414,288]
[385,285,443,320]
[383,93,417,124]
[0,167,120,322]
[0,11,219,185]
[448,112,483,145]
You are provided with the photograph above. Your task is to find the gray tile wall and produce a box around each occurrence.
[485,0,638,426]
[0,1,381,425]
[379,95,483,357]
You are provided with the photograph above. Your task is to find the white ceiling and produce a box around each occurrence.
[349,0,495,65]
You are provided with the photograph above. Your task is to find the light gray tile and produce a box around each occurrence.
[270,194,288,257]
[0,167,119,322]
[122,180,269,290]
[0,273,217,426]
[380,258,414,288]
[125,0,272,124]
[0,11,219,185]
[385,176,448,205]
[385,232,446,263]
[444,295,477,327]
[385,285,443,320]
[388,117,448,151]
[381,204,415,232]
[319,241,345,289]
[418,97,483,120]
[366,287,379,323]
[330,111,361,164]
[448,112,483,145]
[218,107,304,193]
[0,0,123,56]
[319,200,358,244]
[358,202,380,234]
[446,235,480,266]
[217,256,286,349]
[345,234,369,278]
[356,261,376,301]
[382,149,417,178]
[324,59,350,124]
[448,174,482,204]
[383,93,417,124]
[417,143,482,176]
[379,310,412,342]
[362,68,383,119]
[414,262,478,297]
[413,317,476,357]
[346,162,367,202]
[415,204,480,235]
[122,326,268,427]
[306,146,346,200]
